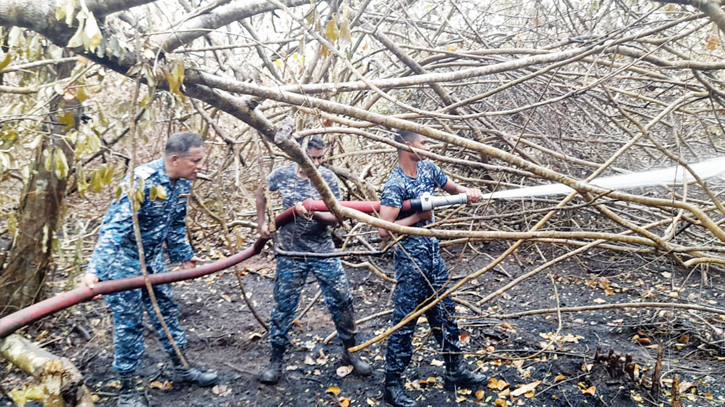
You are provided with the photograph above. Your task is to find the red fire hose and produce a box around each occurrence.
[0,197,430,338]
[273,197,417,226]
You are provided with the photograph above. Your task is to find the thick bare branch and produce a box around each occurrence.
[159,0,310,51]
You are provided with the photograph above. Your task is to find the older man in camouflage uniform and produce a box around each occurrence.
[256,135,371,384]
[81,132,217,407]
[377,130,485,407]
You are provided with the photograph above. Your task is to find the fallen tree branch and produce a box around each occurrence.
[492,302,725,319]
[0,334,95,406]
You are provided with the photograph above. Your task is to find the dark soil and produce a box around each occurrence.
[2,242,725,407]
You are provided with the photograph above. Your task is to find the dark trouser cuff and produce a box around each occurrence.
[444,353,462,371]
[385,372,403,386]
[341,336,357,349]
[169,350,188,368]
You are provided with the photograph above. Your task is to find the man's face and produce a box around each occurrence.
[406,135,430,161]
[307,147,324,168]
[171,146,205,180]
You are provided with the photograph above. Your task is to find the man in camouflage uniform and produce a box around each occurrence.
[377,130,485,407]
[81,132,217,407]
[256,135,372,384]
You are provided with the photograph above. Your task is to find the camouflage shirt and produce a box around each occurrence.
[380,160,448,248]
[87,158,194,281]
[268,163,342,254]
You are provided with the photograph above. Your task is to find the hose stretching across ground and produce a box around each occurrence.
[0,195,467,338]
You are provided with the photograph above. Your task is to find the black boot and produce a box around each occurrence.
[341,338,372,376]
[117,374,149,407]
[260,345,285,384]
[443,354,486,392]
[384,375,417,407]
[170,353,219,387]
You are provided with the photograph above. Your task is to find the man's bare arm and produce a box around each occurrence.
[377,205,431,238]
[311,211,340,226]
[442,180,483,203]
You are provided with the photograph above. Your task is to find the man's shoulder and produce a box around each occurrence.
[420,159,440,172]
[319,165,338,180]
[420,160,444,180]
[384,166,405,185]
[176,178,192,190]
[133,159,162,181]
[270,163,295,178]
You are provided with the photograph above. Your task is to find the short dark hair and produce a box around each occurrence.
[165,132,204,156]
[393,130,419,145]
[300,134,326,150]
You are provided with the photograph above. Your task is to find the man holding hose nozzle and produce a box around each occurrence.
[377,130,485,407]
[80,132,217,407]
[256,134,372,384]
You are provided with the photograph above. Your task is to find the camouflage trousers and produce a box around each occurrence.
[105,269,187,375]
[269,257,356,349]
[385,240,461,376]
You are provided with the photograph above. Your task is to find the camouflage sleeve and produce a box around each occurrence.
[267,167,282,192]
[87,196,134,281]
[325,171,343,200]
[166,189,194,264]
[430,161,448,189]
[380,182,404,208]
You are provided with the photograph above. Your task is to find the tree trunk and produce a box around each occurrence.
[0,59,78,317]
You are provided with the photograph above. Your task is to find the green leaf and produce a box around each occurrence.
[150,185,157,201]
[115,185,123,202]
[67,18,85,48]
[54,149,69,179]
[156,184,167,200]
[27,35,41,60]
[126,63,142,78]
[0,51,12,71]
[67,129,78,145]
[107,36,121,58]
[86,128,101,154]
[24,134,43,151]
[76,164,87,196]
[95,30,107,57]
[75,86,88,102]
[90,170,103,193]
[64,0,76,25]
[165,59,185,96]
[9,383,45,405]
[326,18,340,42]
[44,149,52,173]
[56,0,67,22]
[102,164,113,184]
[96,104,108,125]
[7,27,23,48]
[59,112,75,128]
[0,152,9,173]
[143,65,157,89]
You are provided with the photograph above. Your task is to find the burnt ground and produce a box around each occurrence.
[2,241,725,407]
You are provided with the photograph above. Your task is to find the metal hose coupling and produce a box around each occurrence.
[410,192,469,212]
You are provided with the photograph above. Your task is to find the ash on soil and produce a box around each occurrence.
[2,242,724,406]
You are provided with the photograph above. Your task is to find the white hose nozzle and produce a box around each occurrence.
[415,192,469,211]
